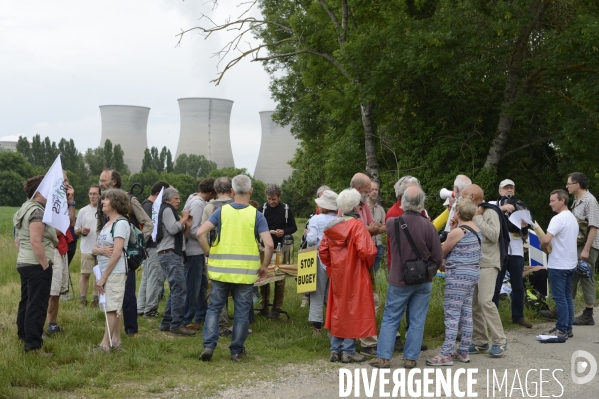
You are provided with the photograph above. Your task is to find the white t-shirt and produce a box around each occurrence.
[96,219,130,274]
[74,205,97,254]
[546,210,578,270]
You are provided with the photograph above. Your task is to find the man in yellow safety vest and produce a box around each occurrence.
[196,174,274,362]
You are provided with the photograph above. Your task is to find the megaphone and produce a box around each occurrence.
[440,188,455,200]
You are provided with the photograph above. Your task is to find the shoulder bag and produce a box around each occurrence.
[394,217,438,285]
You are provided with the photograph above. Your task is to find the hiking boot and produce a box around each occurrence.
[468,342,489,354]
[219,327,232,338]
[230,351,248,362]
[394,336,404,352]
[199,347,214,361]
[567,330,574,338]
[573,309,595,326]
[186,323,200,330]
[369,357,391,368]
[329,351,341,362]
[144,310,161,318]
[257,307,269,317]
[171,326,196,336]
[360,346,377,356]
[539,308,557,320]
[489,340,508,357]
[421,344,428,351]
[267,309,281,320]
[426,354,453,366]
[548,327,569,340]
[452,352,470,363]
[90,298,99,308]
[159,325,170,332]
[341,352,367,363]
[514,318,533,328]
[80,298,88,307]
[403,359,417,369]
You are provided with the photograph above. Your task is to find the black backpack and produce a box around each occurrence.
[479,202,511,270]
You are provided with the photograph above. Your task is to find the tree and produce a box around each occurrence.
[142,146,174,174]
[173,153,217,178]
[0,171,26,206]
[112,144,130,175]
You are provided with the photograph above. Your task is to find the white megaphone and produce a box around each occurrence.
[440,188,455,200]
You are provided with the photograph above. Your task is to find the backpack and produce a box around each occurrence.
[111,216,147,272]
[479,202,511,270]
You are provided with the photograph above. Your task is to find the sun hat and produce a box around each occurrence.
[315,190,338,211]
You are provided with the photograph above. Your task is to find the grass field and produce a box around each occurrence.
[0,207,592,398]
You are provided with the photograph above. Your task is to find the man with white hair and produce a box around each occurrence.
[197,175,273,362]
[444,175,472,232]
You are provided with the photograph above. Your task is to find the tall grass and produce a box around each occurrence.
[0,209,593,398]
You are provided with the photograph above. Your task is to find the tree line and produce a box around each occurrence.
[1,135,267,208]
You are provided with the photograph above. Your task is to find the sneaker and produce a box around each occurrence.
[547,327,569,340]
[144,310,161,318]
[468,342,489,354]
[489,340,508,357]
[230,351,248,362]
[60,293,70,301]
[573,310,595,326]
[300,294,309,308]
[341,351,367,363]
[452,352,470,363]
[267,309,281,320]
[360,346,377,356]
[312,327,322,336]
[90,298,99,308]
[219,327,232,338]
[394,336,404,352]
[421,344,428,351]
[514,318,533,328]
[199,347,214,361]
[171,326,196,336]
[45,326,63,336]
[329,351,341,362]
[426,354,453,366]
[126,332,138,338]
[403,359,417,369]
[369,357,390,368]
[186,323,200,330]
[80,298,88,307]
[539,308,557,320]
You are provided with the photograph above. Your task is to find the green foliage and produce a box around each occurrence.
[208,167,267,204]
[0,171,27,207]
[142,146,173,174]
[173,153,217,178]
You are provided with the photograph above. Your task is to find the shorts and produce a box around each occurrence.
[50,249,69,296]
[80,253,97,275]
[105,273,127,313]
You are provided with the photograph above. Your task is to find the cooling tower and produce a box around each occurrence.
[253,111,299,185]
[99,105,149,173]
[175,98,235,168]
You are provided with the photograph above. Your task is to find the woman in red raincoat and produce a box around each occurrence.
[319,188,378,363]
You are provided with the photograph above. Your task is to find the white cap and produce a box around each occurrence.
[499,179,515,188]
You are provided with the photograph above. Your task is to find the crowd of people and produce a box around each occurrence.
[12,167,597,368]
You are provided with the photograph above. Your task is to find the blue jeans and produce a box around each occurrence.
[159,253,187,331]
[373,245,383,276]
[203,280,253,355]
[378,282,432,361]
[330,336,356,354]
[548,268,575,333]
[492,255,525,321]
[183,255,207,325]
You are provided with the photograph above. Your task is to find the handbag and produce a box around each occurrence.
[394,217,438,285]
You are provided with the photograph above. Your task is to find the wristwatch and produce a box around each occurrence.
[68,202,76,207]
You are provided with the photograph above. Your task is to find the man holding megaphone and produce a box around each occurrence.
[442,175,472,233]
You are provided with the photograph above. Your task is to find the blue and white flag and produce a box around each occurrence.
[528,228,547,267]
[151,187,164,242]
[36,155,70,235]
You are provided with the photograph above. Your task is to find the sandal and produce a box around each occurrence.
[93,344,110,354]
[111,344,124,352]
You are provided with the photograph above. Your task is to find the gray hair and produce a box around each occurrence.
[394,176,420,199]
[163,187,180,202]
[232,175,252,195]
[401,186,425,213]
[337,188,362,214]
[265,184,282,197]
[316,185,331,197]
[454,175,472,195]
[214,177,232,195]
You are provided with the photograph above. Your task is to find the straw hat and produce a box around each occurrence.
[315,190,338,211]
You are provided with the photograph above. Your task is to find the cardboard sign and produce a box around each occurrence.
[296,247,318,293]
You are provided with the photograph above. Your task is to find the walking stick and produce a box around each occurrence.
[103,305,113,348]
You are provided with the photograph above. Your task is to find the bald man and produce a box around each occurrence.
[460,184,508,358]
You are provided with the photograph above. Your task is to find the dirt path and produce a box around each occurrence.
[212,317,599,399]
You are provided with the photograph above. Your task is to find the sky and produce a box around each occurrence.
[0,0,276,174]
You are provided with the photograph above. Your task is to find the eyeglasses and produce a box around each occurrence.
[99,179,110,184]
[566,182,578,186]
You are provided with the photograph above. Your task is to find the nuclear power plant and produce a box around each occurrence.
[253,111,299,185]
[99,105,149,173]
[175,98,235,168]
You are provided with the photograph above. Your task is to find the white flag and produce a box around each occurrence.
[151,186,164,242]
[36,155,70,235]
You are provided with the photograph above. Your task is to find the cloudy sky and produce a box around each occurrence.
[0,0,276,174]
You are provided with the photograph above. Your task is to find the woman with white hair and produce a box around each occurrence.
[306,190,338,334]
[319,189,378,363]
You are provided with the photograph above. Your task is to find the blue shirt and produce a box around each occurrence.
[208,203,269,239]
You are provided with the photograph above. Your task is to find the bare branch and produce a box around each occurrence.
[318,0,339,29]
[255,49,351,79]
[341,0,348,31]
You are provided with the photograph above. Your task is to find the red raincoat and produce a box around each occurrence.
[319,216,378,339]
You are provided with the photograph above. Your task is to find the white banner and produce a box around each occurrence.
[36,155,70,235]
[151,187,164,242]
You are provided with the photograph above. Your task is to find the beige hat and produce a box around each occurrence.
[315,190,338,211]
[499,179,515,188]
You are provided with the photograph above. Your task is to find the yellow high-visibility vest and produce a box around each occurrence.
[208,204,260,284]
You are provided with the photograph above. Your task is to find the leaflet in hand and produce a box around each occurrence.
[509,210,532,229]
[92,265,107,307]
